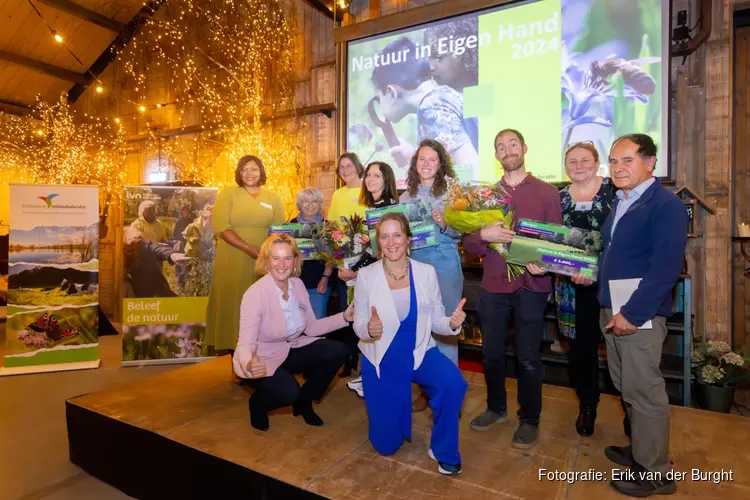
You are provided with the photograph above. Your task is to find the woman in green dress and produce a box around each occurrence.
[206,155,286,353]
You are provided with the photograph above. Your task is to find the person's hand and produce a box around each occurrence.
[480,223,515,244]
[170,253,190,266]
[449,298,467,330]
[571,274,594,286]
[343,302,355,322]
[368,306,383,339]
[244,245,260,259]
[606,313,637,336]
[338,267,357,281]
[526,263,546,276]
[431,209,447,231]
[246,350,266,378]
[317,276,330,294]
[389,142,415,167]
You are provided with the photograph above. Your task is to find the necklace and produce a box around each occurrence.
[384,259,409,281]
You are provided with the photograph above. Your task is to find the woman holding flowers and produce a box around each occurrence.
[353,213,468,476]
[555,141,616,437]
[289,187,334,319]
[344,160,399,395]
[400,139,464,412]
[328,153,368,377]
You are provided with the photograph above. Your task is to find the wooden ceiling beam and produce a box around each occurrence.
[35,0,126,33]
[68,0,167,103]
[0,50,87,84]
[0,98,33,116]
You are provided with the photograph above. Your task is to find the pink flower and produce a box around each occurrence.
[331,231,344,242]
[360,234,370,244]
[480,188,493,199]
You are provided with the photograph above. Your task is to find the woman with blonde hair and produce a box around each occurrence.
[555,141,616,436]
[289,187,333,319]
[353,212,468,475]
[233,233,354,431]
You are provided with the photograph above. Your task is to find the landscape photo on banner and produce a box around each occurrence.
[121,186,218,365]
[346,0,667,186]
[3,184,100,374]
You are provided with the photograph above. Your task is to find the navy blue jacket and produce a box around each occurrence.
[598,179,688,326]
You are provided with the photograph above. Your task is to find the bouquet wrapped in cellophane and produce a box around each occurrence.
[314,214,371,303]
[443,176,526,281]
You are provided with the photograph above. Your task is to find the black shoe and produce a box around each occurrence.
[249,398,269,431]
[605,445,634,467]
[575,407,596,436]
[339,366,352,378]
[610,463,677,497]
[293,401,324,427]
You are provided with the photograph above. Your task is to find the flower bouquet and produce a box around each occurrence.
[442,177,526,281]
[314,214,371,303]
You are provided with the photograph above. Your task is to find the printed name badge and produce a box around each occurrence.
[260,202,273,210]
[575,201,593,212]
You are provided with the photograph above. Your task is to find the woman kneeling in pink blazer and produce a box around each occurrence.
[233,233,355,431]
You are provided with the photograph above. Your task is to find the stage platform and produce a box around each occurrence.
[66,356,750,499]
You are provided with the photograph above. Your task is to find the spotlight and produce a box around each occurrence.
[96,86,103,93]
[139,105,146,112]
[53,31,63,43]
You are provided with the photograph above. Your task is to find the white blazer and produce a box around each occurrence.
[352,259,459,377]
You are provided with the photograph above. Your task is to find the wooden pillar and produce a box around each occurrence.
[703,0,733,343]
[369,0,380,20]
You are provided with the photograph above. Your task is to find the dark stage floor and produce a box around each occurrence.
[66,356,750,499]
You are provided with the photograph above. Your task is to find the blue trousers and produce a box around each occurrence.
[361,347,467,465]
[410,244,463,365]
[306,287,331,320]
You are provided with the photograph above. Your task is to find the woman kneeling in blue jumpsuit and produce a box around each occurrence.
[352,212,468,475]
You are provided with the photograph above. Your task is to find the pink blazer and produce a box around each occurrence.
[232,273,347,379]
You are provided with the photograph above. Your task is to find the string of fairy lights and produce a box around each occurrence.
[117,0,308,211]
[1,0,309,216]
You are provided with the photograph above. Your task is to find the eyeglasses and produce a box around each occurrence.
[565,140,594,152]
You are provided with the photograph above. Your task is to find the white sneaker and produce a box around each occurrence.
[347,376,364,398]
[428,449,462,475]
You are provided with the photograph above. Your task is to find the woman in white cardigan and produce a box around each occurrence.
[352,212,468,476]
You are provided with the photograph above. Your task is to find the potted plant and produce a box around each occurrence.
[691,340,750,413]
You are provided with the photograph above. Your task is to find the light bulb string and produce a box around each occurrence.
[25,0,105,88]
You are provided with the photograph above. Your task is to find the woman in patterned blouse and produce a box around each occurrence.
[555,141,616,437]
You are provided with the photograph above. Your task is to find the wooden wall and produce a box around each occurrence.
[72,0,336,323]
[733,23,750,350]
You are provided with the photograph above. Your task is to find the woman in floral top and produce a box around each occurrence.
[555,141,616,437]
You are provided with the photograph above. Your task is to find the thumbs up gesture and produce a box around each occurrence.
[368,306,383,339]
[343,301,355,322]
[449,298,467,330]
[246,349,266,378]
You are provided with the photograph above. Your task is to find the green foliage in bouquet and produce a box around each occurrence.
[442,177,525,282]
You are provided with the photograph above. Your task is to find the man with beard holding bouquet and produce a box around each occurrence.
[463,128,562,449]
